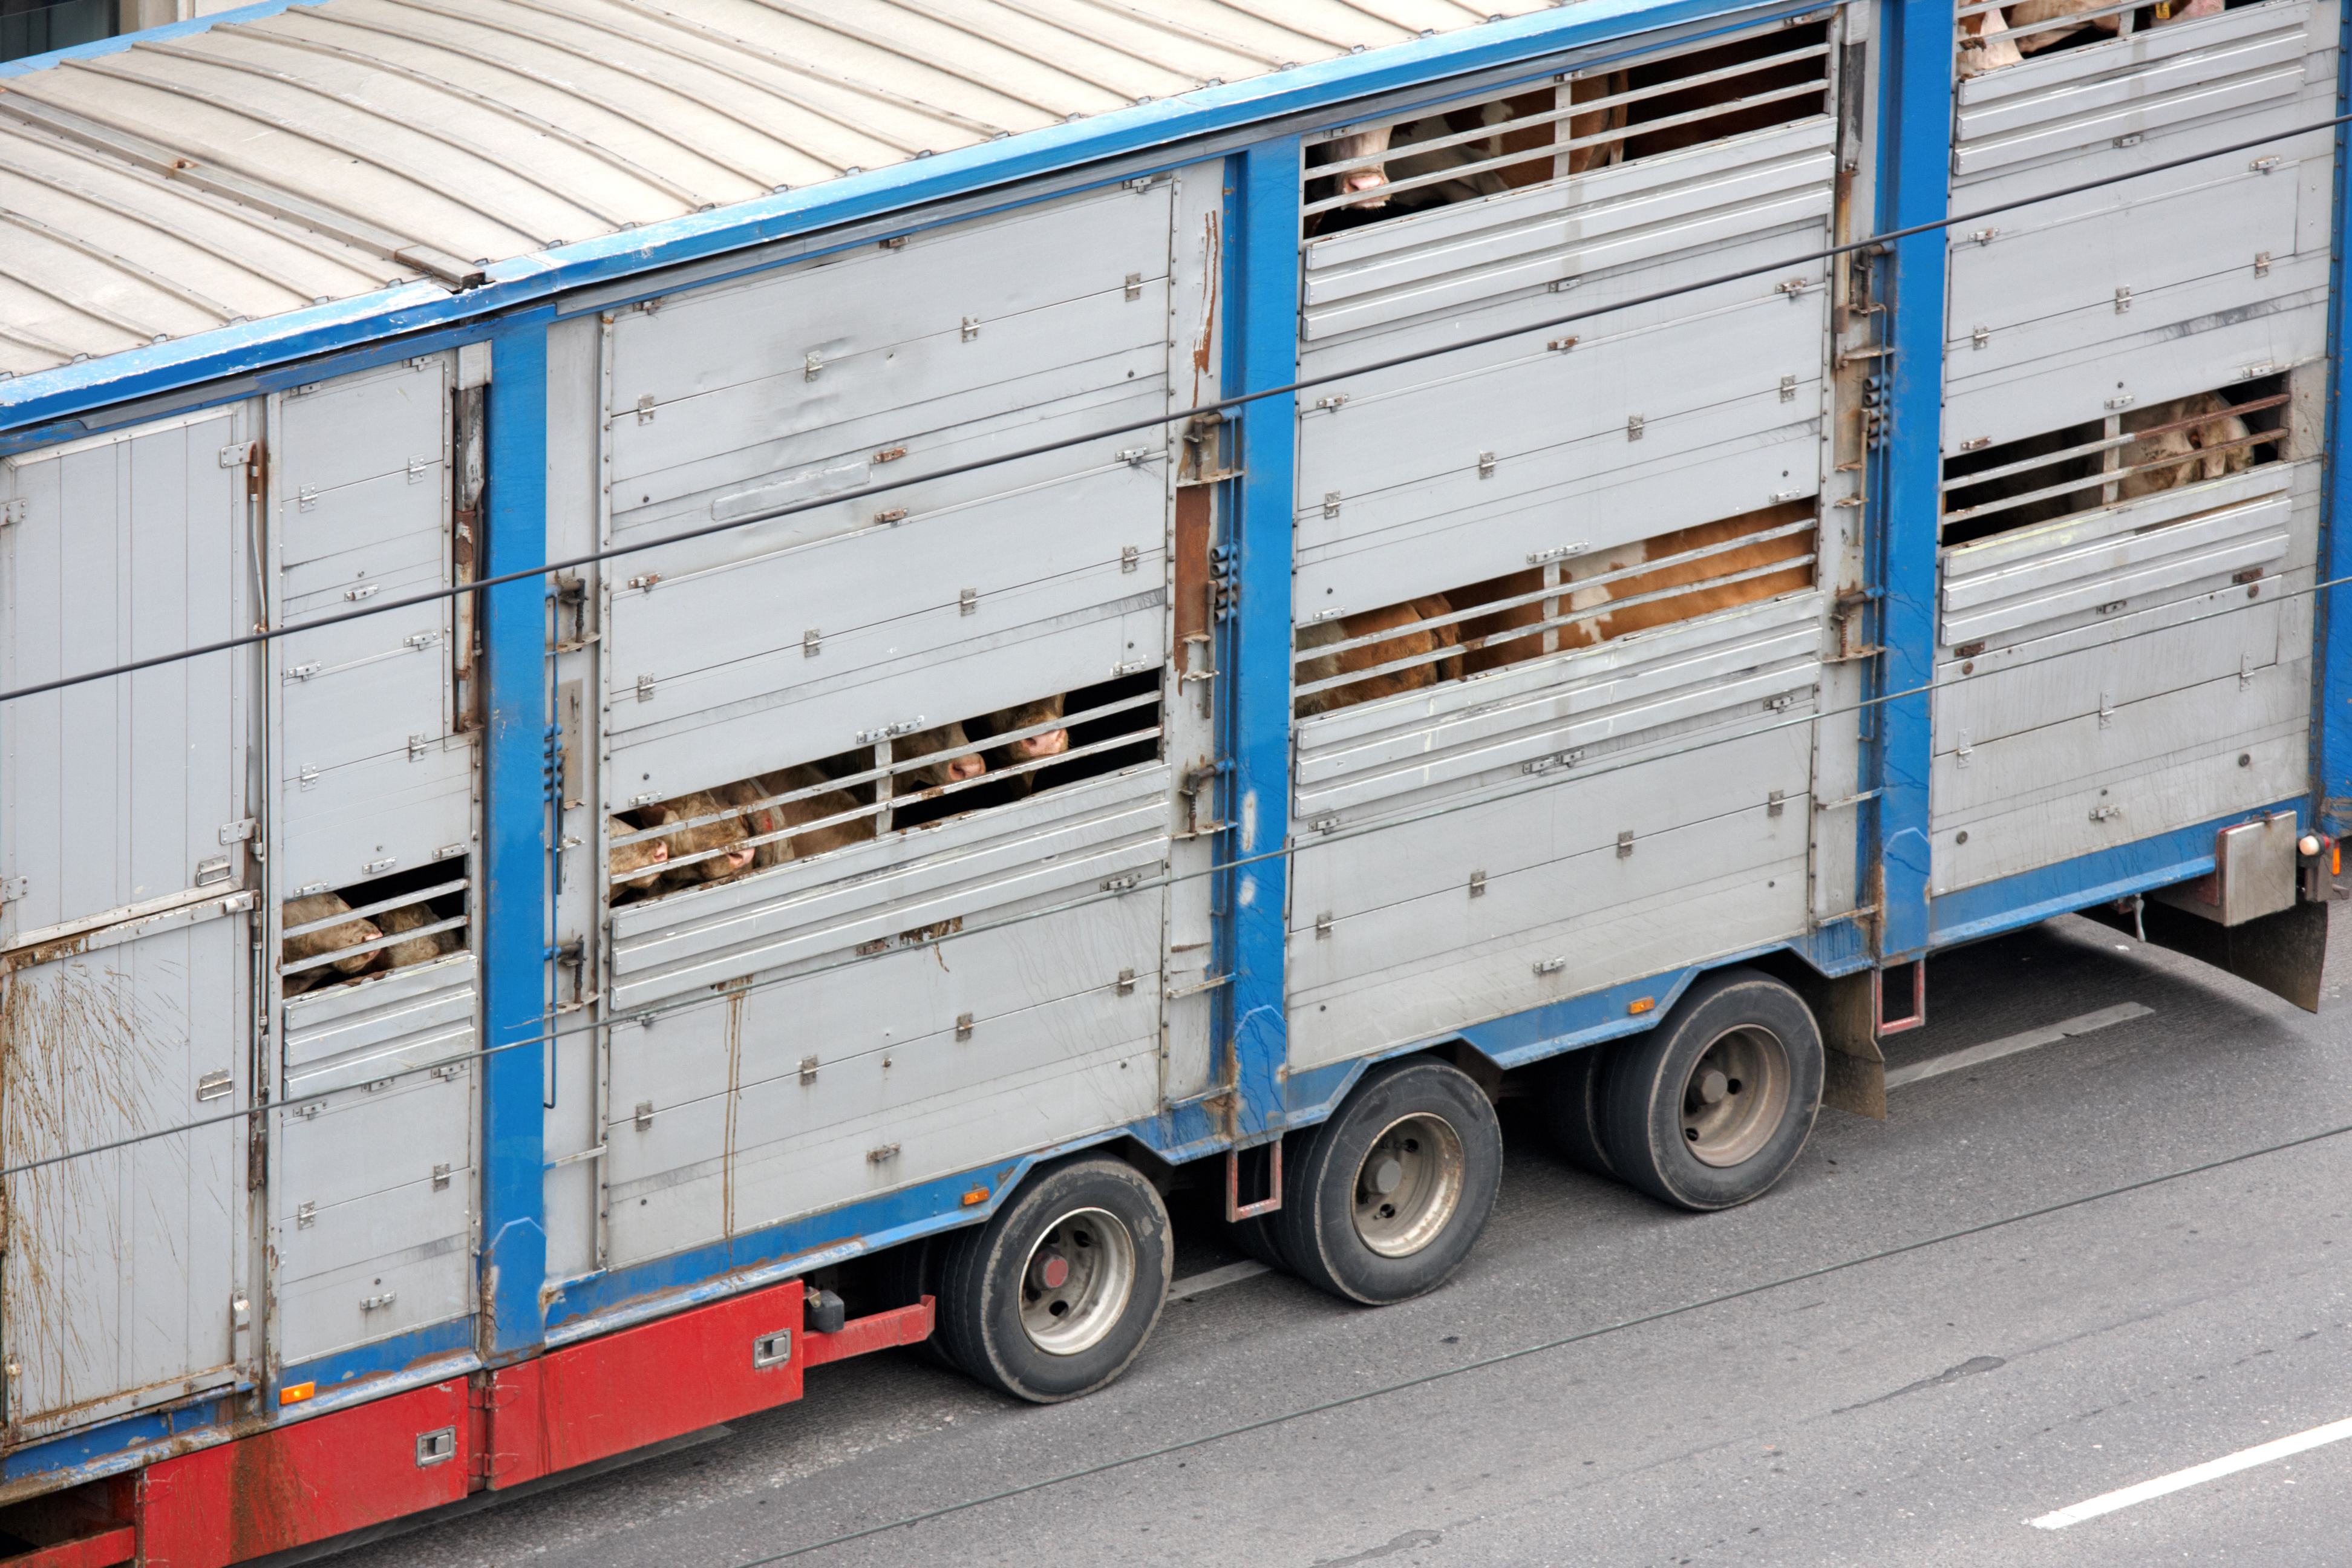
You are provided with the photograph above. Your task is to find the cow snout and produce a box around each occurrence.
[1021,729,1069,760]
[726,844,756,869]
[948,752,987,782]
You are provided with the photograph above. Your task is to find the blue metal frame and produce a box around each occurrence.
[479,319,553,1361]
[1226,137,1302,1145]
[1870,0,1952,962]
[2318,0,2352,838]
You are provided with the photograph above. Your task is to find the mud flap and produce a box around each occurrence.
[2083,897,2329,1013]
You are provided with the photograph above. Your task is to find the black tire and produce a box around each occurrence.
[936,1154,1172,1403]
[1275,1057,1502,1306]
[1536,1044,1616,1177]
[1598,968,1823,1212]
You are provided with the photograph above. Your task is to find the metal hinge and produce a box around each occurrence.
[959,587,978,616]
[803,351,823,381]
[2255,250,2272,278]
[218,441,256,468]
[799,1056,819,1085]
[1099,872,1145,894]
[284,662,321,682]
[360,1291,397,1312]
[220,817,258,845]
[803,629,822,658]
[2089,803,2123,823]
[1616,830,1635,858]
[407,454,429,483]
[297,486,318,512]
[297,765,320,791]
[634,1100,656,1129]
[955,1013,974,1042]
[1971,325,1990,350]
[635,673,656,703]
[1322,491,1342,518]
[433,1163,451,1190]
[1124,272,1143,301]
[0,498,24,528]
[1533,956,1567,976]
[296,1202,317,1229]
[1780,374,1797,403]
[867,1143,901,1164]
[408,734,432,762]
[1117,968,1136,996]
[1626,414,1645,442]
[1121,544,1138,573]
[1477,451,1495,480]
[2251,154,2282,173]
[1315,911,1333,939]
[2113,286,2132,315]
[961,316,980,342]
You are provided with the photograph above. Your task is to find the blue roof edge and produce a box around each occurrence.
[0,0,1798,435]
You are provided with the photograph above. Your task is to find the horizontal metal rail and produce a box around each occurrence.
[1292,557,1817,701]
[1295,517,1818,665]
[1939,437,2279,532]
[1939,393,2290,493]
[281,877,469,940]
[283,912,469,975]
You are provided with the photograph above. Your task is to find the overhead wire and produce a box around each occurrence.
[4,544,2341,1180]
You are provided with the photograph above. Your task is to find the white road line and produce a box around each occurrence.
[2031,1415,2352,1529]
[1884,1002,2153,1089]
[1167,1259,1271,1301]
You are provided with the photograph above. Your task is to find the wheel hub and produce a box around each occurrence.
[1351,1113,1467,1258]
[1018,1207,1137,1356]
[1678,1025,1792,1168]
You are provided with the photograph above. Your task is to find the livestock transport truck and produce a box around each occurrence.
[0,0,2348,1556]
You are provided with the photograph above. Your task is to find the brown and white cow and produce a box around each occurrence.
[2118,393,2255,500]
[1293,596,1463,717]
[1996,0,2223,57]
[728,767,878,868]
[377,902,458,970]
[968,696,1072,794]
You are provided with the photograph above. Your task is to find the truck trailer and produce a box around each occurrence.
[0,0,2344,1558]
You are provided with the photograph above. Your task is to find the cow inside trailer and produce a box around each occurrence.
[0,0,2345,1558]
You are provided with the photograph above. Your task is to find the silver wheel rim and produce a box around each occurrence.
[1680,1025,1792,1168]
[1351,1112,1466,1258]
[1019,1206,1137,1356]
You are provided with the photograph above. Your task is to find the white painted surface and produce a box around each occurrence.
[2031,1413,2352,1529]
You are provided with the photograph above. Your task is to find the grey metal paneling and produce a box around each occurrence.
[1290,737,1811,1070]
[1938,468,2293,648]
[600,768,1168,1266]
[1302,118,1836,342]
[1289,596,1818,1067]
[272,1065,474,1365]
[1930,659,2308,895]
[1295,593,1823,827]
[1,407,256,941]
[1928,460,2317,895]
[0,909,250,1439]
[281,952,479,1099]
[604,898,1161,1267]
[270,358,472,893]
[1952,1,2314,180]
[1944,1,2334,449]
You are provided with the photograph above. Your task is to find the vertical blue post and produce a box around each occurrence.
[480,319,550,1358]
[1227,139,1300,1137]
[1872,0,1951,958]
[2317,2,2352,838]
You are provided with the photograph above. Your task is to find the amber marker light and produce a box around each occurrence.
[1627,997,1656,1015]
[279,1382,316,1406]
[961,1187,990,1207]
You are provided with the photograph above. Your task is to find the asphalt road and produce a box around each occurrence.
[327,912,2352,1568]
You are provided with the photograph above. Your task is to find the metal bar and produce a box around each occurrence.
[281,877,469,938]
[1302,77,1830,217]
[1295,517,1818,664]
[606,690,1161,848]
[0,153,317,295]
[1303,42,1832,179]
[1938,394,2293,491]
[617,725,1169,881]
[1060,0,1290,68]
[1293,556,1818,698]
[281,912,469,975]
[1938,433,2279,530]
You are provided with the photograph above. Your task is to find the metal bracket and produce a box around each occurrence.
[1224,1140,1282,1221]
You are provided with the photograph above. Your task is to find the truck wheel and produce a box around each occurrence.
[936,1154,1171,1403]
[1598,969,1823,1212]
[1275,1057,1501,1306]
[1537,1044,1616,1176]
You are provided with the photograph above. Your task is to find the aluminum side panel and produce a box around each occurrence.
[272,1067,475,1365]
[0,913,249,1437]
[1,405,255,938]
[1289,801,1809,1070]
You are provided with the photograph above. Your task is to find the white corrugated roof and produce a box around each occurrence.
[0,0,1558,379]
